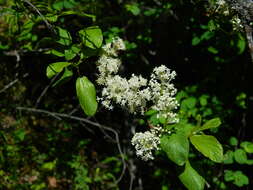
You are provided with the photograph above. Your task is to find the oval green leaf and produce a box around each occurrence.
[79,26,103,49]
[179,161,205,190]
[160,134,189,166]
[76,76,97,116]
[190,135,223,163]
[223,150,234,164]
[200,118,221,131]
[46,62,71,78]
[240,141,253,153]
[234,149,247,164]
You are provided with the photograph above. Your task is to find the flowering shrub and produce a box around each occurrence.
[93,38,224,190]
[96,38,179,160]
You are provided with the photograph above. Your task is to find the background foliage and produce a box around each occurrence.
[0,0,253,189]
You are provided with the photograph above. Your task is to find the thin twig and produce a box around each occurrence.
[0,79,19,94]
[3,50,21,77]
[4,50,20,63]
[80,122,96,134]
[92,118,127,184]
[68,105,80,115]
[35,73,59,108]
[127,159,136,190]
[93,117,116,142]
[16,106,126,184]
[0,73,28,94]
[138,177,143,190]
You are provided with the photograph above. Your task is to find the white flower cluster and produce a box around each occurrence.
[100,74,151,113]
[96,37,179,161]
[231,15,244,30]
[97,41,178,117]
[213,0,245,31]
[131,130,161,161]
[215,0,230,15]
[149,65,179,123]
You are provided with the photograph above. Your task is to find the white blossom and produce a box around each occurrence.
[96,55,121,85]
[231,15,244,31]
[149,65,179,123]
[96,38,180,161]
[102,37,126,57]
[112,37,126,51]
[99,74,151,113]
[216,0,226,6]
[131,131,160,161]
[214,0,230,16]
[97,55,121,74]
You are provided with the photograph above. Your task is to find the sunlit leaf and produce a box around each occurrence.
[240,141,253,153]
[46,62,71,78]
[76,76,97,116]
[161,134,189,166]
[190,135,223,163]
[56,27,72,46]
[200,118,221,131]
[179,161,205,190]
[79,26,103,49]
[234,149,247,164]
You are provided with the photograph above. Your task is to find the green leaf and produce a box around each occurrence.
[240,141,253,153]
[224,170,249,187]
[0,43,9,50]
[199,118,221,131]
[237,34,246,54]
[176,90,188,102]
[229,136,238,146]
[45,49,65,57]
[207,46,218,54]
[160,134,189,166]
[144,8,157,16]
[246,159,253,165]
[79,26,103,49]
[52,68,73,87]
[60,10,96,20]
[149,113,160,125]
[42,161,56,170]
[190,135,223,163]
[234,149,247,164]
[125,3,141,16]
[192,36,201,46]
[45,14,58,22]
[199,95,208,106]
[223,150,234,164]
[233,171,249,187]
[200,31,214,40]
[179,161,205,190]
[176,122,194,137]
[208,20,217,31]
[76,76,98,116]
[56,27,72,46]
[46,62,71,78]
[52,1,64,10]
[145,109,158,116]
[14,128,26,141]
[52,0,76,10]
[64,45,80,60]
[191,117,220,134]
[181,97,197,110]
